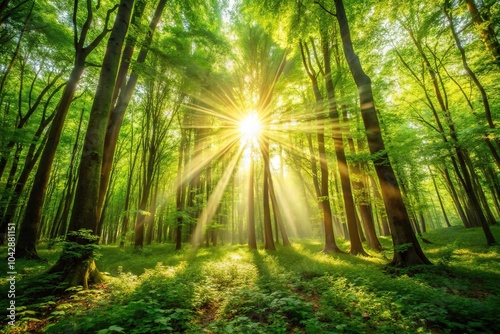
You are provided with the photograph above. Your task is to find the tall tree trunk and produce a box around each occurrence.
[16,61,86,260]
[464,154,497,224]
[48,0,134,288]
[332,0,431,265]
[97,0,168,220]
[134,156,154,248]
[204,156,213,246]
[175,133,187,250]
[344,110,382,251]
[69,0,132,233]
[305,133,324,220]
[369,175,390,236]
[16,1,118,259]
[322,31,366,255]
[0,77,63,244]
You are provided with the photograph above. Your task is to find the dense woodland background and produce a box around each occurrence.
[1,0,500,332]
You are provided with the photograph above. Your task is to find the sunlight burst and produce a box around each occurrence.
[239,112,262,142]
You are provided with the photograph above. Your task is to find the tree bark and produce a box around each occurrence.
[50,0,134,287]
[16,61,85,260]
[97,0,168,221]
[322,30,366,256]
[16,1,118,259]
[333,0,431,265]
[69,0,133,233]
[344,109,382,251]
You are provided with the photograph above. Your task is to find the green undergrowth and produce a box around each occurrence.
[1,225,499,333]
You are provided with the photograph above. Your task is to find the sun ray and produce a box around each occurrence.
[190,143,245,247]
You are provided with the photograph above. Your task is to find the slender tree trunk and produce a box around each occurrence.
[484,167,500,217]
[267,165,291,246]
[16,61,85,259]
[369,175,390,236]
[119,125,139,247]
[238,173,244,244]
[248,155,257,249]
[333,0,431,265]
[407,28,493,242]
[175,134,186,250]
[1,144,22,220]
[49,109,84,239]
[305,133,324,221]
[261,136,276,251]
[0,77,63,244]
[135,168,154,248]
[441,166,469,226]
[299,40,342,253]
[464,154,497,224]
[428,166,452,227]
[203,154,213,246]
[145,177,159,245]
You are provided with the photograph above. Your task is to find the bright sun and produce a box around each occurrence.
[239,113,262,141]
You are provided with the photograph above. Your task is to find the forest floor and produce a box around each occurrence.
[1,225,499,333]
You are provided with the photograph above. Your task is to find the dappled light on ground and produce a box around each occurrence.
[2,226,499,333]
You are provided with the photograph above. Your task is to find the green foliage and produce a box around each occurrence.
[60,229,101,263]
[2,226,500,333]
[210,288,317,333]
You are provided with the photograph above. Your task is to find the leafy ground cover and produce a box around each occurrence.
[1,225,499,333]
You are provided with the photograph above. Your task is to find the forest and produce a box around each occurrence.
[0,0,499,332]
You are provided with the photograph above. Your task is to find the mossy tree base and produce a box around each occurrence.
[48,229,105,289]
[49,257,105,289]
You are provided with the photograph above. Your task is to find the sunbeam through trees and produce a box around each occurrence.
[1,0,499,332]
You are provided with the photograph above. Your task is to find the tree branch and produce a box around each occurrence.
[314,1,336,17]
